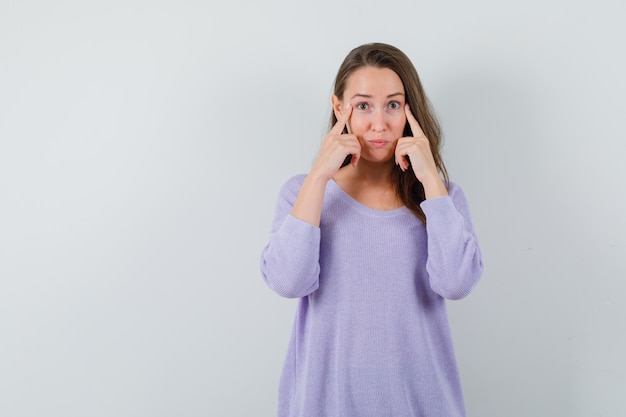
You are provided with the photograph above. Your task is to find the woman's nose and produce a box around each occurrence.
[370,109,387,131]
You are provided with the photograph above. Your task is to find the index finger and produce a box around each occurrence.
[330,103,352,135]
[405,104,426,138]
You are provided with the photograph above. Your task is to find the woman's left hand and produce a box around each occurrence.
[395,104,448,199]
[395,104,438,181]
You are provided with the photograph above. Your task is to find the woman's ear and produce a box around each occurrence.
[331,95,343,120]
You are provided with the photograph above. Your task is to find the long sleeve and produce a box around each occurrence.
[260,176,321,298]
[420,183,483,300]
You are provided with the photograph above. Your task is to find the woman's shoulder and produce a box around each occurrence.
[447,180,464,196]
[280,174,307,192]
[275,174,308,201]
[446,180,475,211]
[284,173,307,186]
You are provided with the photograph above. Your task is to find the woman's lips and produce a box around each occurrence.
[368,140,388,148]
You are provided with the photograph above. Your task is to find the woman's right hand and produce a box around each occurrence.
[309,104,361,181]
[290,104,360,226]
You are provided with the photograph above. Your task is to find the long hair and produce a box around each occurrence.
[330,43,449,224]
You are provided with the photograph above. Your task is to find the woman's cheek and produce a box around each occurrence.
[393,114,407,135]
[349,114,367,133]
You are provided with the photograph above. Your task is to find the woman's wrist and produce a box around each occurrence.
[421,174,448,200]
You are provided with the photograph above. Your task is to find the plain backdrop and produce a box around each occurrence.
[1,0,625,416]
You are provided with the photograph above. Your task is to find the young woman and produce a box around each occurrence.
[260,43,483,417]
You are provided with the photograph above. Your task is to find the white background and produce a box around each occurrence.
[1,0,625,416]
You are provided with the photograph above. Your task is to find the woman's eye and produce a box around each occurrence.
[356,103,369,110]
[388,101,400,110]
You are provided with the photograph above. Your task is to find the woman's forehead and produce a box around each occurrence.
[344,67,404,98]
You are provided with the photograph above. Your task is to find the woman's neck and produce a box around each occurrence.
[332,160,402,210]
[336,159,395,185]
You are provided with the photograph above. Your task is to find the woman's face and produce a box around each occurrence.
[334,66,407,164]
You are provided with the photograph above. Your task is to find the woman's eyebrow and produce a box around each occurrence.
[350,92,405,99]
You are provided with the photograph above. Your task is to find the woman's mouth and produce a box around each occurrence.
[368,140,388,148]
